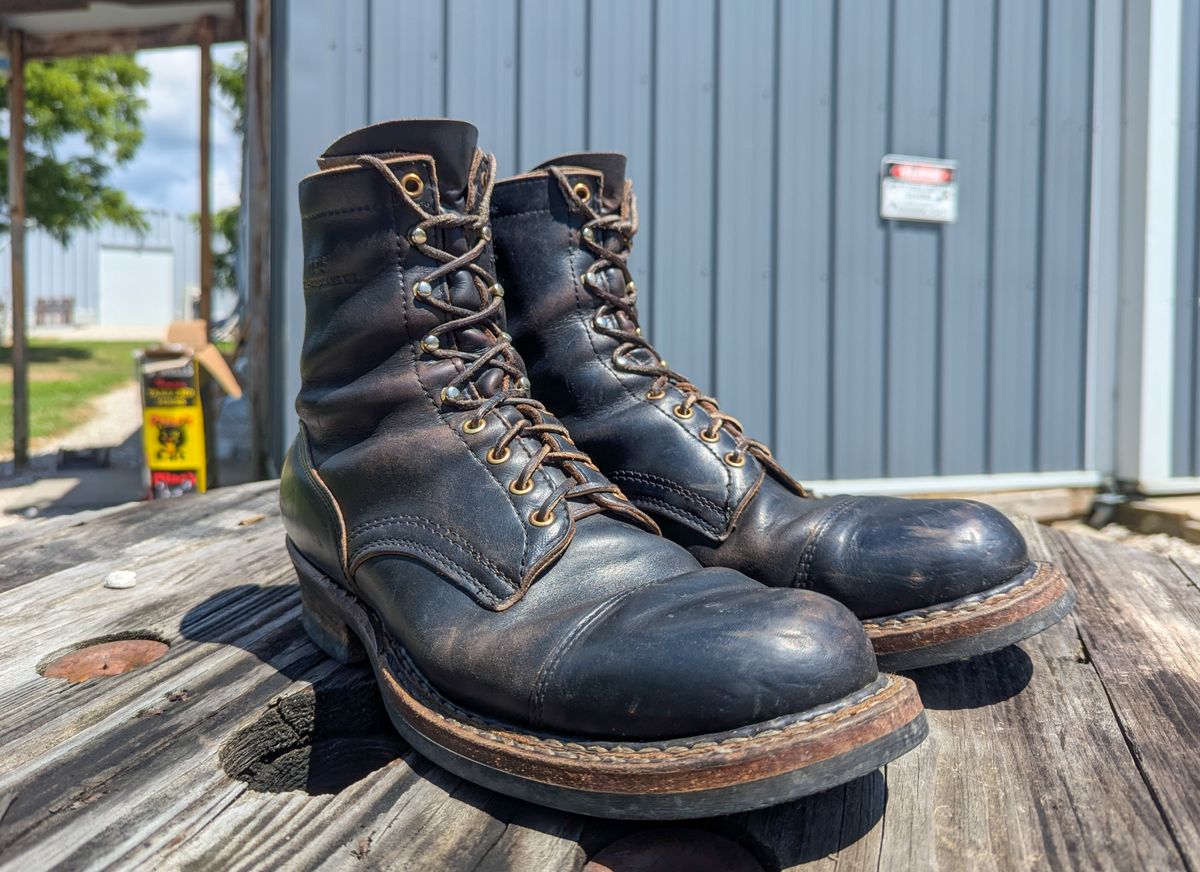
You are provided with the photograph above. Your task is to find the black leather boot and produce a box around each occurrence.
[280,121,926,818]
[491,152,1075,672]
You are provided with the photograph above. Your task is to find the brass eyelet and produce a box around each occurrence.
[530,509,556,527]
[400,172,425,197]
[462,417,487,434]
[673,405,694,420]
[486,446,511,465]
[646,388,666,401]
[509,478,534,496]
[724,451,746,468]
[699,427,720,443]
[572,181,592,203]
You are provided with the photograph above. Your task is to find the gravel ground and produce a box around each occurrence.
[0,382,143,474]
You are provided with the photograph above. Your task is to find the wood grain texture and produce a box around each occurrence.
[0,484,1194,870]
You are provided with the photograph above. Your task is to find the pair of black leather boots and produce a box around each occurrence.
[281,119,1074,819]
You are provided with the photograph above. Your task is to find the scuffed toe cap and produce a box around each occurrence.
[804,496,1031,619]
[535,568,879,740]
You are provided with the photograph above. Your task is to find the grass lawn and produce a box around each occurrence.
[0,340,144,454]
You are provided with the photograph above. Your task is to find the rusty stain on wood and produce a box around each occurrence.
[41,640,169,683]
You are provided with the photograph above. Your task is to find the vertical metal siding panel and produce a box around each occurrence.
[368,0,445,119]
[1174,0,1200,475]
[517,0,586,169]
[279,0,371,448]
[713,0,775,441]
[1037,1,1091,471]
[83,231,101,322]
[651,0,717,394]
[774,0,834,477]
[587,0,654,335]
[446,0,519,174]
[885,0,944,476]
[988,0,1043,473]
[831,0,891,478]
[1084,0,1122,476]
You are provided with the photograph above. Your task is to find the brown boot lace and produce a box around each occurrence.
[360,154,637,525]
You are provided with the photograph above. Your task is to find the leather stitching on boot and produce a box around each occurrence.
[529,579,676,729]
[794,497,857,590]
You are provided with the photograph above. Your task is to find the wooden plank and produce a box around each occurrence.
[1029,521,1200,865]
[725,519,1183,871]
[0,483,1194,870]
[23,16,243,59]
[906,487,1095,523]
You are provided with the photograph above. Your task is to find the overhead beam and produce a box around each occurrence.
[19,15,242,59]
[7,28,28,468]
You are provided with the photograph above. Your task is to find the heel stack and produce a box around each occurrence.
[290,545,367,665]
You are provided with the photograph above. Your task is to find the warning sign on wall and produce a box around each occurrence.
[880,155,958,223]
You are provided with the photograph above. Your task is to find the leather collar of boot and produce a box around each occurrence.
[301,154,445,219]
[491,167,605,221]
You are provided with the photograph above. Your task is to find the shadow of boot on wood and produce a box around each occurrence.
[180,583,406,795]
[179,582,891,868]
[902,644,1035,711]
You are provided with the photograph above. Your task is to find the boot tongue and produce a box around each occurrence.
[321,119,479,206]
[534,152,626,208]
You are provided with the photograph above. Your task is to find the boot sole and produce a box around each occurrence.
[287,539,927,819]
[863,561,1075,672]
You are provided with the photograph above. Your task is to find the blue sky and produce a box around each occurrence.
[106,44,243,217]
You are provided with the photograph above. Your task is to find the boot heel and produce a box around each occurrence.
[290,548,367,665]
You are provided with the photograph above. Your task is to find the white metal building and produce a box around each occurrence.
[0,211,200,331]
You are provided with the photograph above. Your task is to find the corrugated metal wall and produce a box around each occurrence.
[274,0,1114,482]
[0,211,199,324]
[1174,0,1200,477]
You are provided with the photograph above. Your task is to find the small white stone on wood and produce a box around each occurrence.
[103,570,137,589]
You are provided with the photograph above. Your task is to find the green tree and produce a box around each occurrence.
[211,49,246,292]
[1,55,150,242]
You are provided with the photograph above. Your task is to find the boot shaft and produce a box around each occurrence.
[290,122,648,608]
[298,120,499,462]
[492,154,805,541]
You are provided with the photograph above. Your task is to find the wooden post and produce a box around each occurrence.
[7,29,28,469]
[198,15,213,330]
[246,0,273,477]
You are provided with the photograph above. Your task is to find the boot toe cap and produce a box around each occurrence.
[536,568,879,740]
[806,497,1030,619]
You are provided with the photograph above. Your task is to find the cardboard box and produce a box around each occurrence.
[137,321,242,499]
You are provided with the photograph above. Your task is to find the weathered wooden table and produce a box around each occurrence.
[1,480,1198,870]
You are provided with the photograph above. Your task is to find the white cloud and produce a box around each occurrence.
[107,44,243,216]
